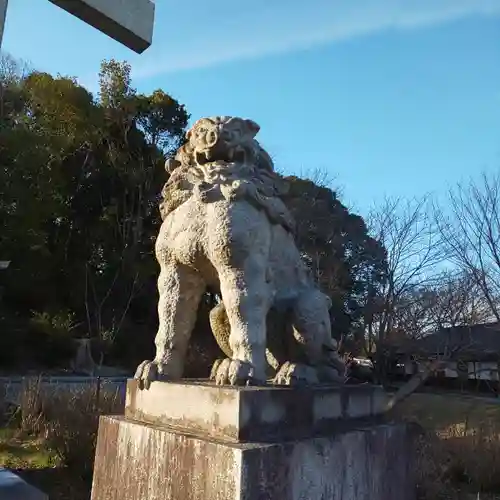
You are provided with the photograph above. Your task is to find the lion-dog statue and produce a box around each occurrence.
[135,116,345,388]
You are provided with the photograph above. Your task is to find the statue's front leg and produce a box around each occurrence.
[211,261,271,386]
[135,259,205,389]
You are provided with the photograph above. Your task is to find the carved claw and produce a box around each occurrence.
[272,362,320,386]
[209,359,224,381]
[134,360,167,390]
[210,358,266,386]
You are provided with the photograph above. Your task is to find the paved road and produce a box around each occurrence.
[0,467,48,500]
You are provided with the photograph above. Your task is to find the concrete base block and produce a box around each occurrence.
[125,379,389,442]
[91,415,413,500]
[92,380,414,500]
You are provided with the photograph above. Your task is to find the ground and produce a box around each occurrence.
[0,428,56,469]
[0,427,91,499]
[393,393,500,500]
[395,392,500,429]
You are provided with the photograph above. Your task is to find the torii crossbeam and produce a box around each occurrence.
[0,0,155,53]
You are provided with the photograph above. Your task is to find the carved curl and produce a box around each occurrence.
[159,116,296,234]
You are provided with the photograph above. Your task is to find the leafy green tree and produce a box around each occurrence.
[0,56,189,369]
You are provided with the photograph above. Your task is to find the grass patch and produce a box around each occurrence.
[396,393,500,430]
[0,428,58,469]
[394,393,500,500]
[0,379,124,500]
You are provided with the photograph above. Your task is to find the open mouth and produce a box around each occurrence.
[195,146,247,165]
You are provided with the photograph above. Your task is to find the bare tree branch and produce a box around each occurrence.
[436,172,500,321]
[364,195,444,351]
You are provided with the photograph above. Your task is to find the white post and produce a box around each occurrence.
[0,0,7,50]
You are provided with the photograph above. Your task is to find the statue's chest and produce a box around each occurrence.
[156,200,207,264]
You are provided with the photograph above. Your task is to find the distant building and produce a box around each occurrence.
[389,322,500,382]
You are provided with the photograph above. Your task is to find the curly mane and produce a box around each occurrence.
[159,117,296,234]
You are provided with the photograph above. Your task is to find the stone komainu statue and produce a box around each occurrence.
[135,116,345,387]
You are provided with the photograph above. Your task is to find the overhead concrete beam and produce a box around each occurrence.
[0,0,7,50]
[48,0,155,53]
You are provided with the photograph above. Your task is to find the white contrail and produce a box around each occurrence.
[129,0,500,77]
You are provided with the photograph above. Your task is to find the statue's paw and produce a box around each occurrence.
[209,358,266,386]
[272,362,319,386]
[209,359,225,381]
[134,360,162,390]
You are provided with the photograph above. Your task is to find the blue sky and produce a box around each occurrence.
[3,0,500,215]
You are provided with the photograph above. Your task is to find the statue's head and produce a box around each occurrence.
[166,116,274,174]
[160,115,293,232]
[187,116,260,164]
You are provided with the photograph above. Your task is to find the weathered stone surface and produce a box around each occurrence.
[0,468,48,500]
[48,0,155,53]
[125,379,390,442]
[91,416,414,500]
[134,116,345,389]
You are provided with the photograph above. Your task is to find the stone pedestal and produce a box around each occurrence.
[91,380,415,500]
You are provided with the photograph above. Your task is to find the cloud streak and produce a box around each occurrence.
[129,0,500,79]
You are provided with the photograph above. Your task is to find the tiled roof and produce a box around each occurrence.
[391,322,500,359]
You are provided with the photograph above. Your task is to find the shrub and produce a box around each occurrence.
[30,310,76,337]
[414,423,500,499]
[393,396,500,499]
[414,431,456,500]
[27,311,78,367]
[438,420,500,492]
[19,376,45,434]
[17,378,124,480]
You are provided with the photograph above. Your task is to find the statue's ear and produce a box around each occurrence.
[244,119,260,137]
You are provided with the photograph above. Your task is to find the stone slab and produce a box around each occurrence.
[125,379,390,442]
[0,468,48,500]
[48,0,155,53]
[91,415,414,500]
